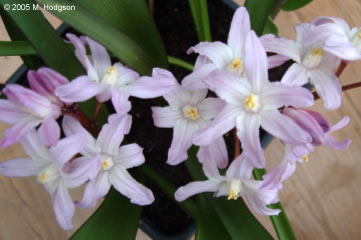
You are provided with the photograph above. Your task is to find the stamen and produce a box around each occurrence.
[231,58,243,70]
[302,154,309,162]
[39,173,48,183]
[312,48,324,57]
[244,93,259,111]
[101,156,114,171]
[102,66,120,86]
[227,180,241,200]
[183,106,200,121]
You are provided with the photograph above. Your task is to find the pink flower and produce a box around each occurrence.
[261,23,342,110]
[182,7,251,90]
[62,114,154,208]
[152,70,226,167]
[55,34,177,115]
[193,31,314,168]
[175,154,280,216]
[0,131,90,230]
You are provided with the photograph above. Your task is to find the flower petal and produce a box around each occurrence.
[261,110,311,145]
[55,76,105,104]
[226,154,254,179]
[164,85,191,108]
[111,90,131,114]
[182,63,217,90]
[38,117,60,147]
[109,166,154,205]
[262,82,314,110]
[20,131,51,161]
[193,105,240,146]
[114,143,145,169]
[4,84,52,118]
[168,120,199,165]
[189,89,208,105]
[198,97,225,121]
[83,36,112,78]
[62,116,99,156]
[52,182,75,230]
[0,158,44,177]
[76,171,111,209]
[126,68,177,98]
[198,137,229,169]
[236,114,265,168]
[49,134,86,168]
[152,106,181,128]
[227,7,250,55]
[260,34,301,63]
[66,33,99,82]
[97,114,132,155]
[309,70,342,110]
[187,42,233,68]
[1,116,41,148]
[244,31,269,92]
[175,180,221,201]
[204,69,250,106]
[280,63,308,86]
[0,99,27,124]
[267,54,290,69]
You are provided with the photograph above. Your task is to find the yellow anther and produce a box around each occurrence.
[244,93,257,110]
[39,173,48,183]
[358,33,361,39]
[102,66,120,86]
[186,108,199,120]
[101,161,109,171]
[312,48,324,57]
[228,190,239,200]
[101,157,114,171]
[231,58,243,70]
[302,154,309,162]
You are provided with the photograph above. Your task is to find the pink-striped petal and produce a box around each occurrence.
[83,36,111,78]
[267,54,290,69]
[198,137,228,169]
[152,106,181,128]
[66,155,102,188]
[38,117,60,147]
[0,99,27,124]
[198,97,225,121]
[280,63,308,86]
[111,90,131,114]
[52,182,75,230]
[55,76,105,103]
[260,34,301,63]
[0,158,45,177]
[175,180,221,202]
[114,143,145,169]
[182,63,217,90]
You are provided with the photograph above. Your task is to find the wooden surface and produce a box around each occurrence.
[1,1,361,239]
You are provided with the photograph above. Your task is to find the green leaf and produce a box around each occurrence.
[0,7,42,69]
[244,0,275,36]
[186,147,273,239]
[0,0,85,79]
[281,0,312,11]
[263,17,279,36]
[188,0,212,41]
[0,41,36,56]
[73,0,168,68]
[71,188,141,240]
[168,56,194,72]
[36,0,158,75]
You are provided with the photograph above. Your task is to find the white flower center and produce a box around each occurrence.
[101,156,114,171]
[38,165,60,184]
[302,47,324,69]
[101,66,120,86]
[227,179,242,200]
[182,105,200,121]
[227,57,243,75]
[351,28,361,52]
[244,93,260,112]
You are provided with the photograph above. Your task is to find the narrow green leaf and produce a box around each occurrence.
[263,16,279,36]
[188,0,212,41]
[71,188,141,240]
[281,0,312,11]
[73,0,168,68]
[0,7,42,69]
[0,0,85,79]
[186,147,273,239]
[36,0,157,75]
[168,56,194,71]
[0,41,36,55]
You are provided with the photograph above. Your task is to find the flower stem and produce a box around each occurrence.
[234,128,240,158]
[92,102,102,122]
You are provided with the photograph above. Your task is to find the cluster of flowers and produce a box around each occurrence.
[0,6,356,230]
